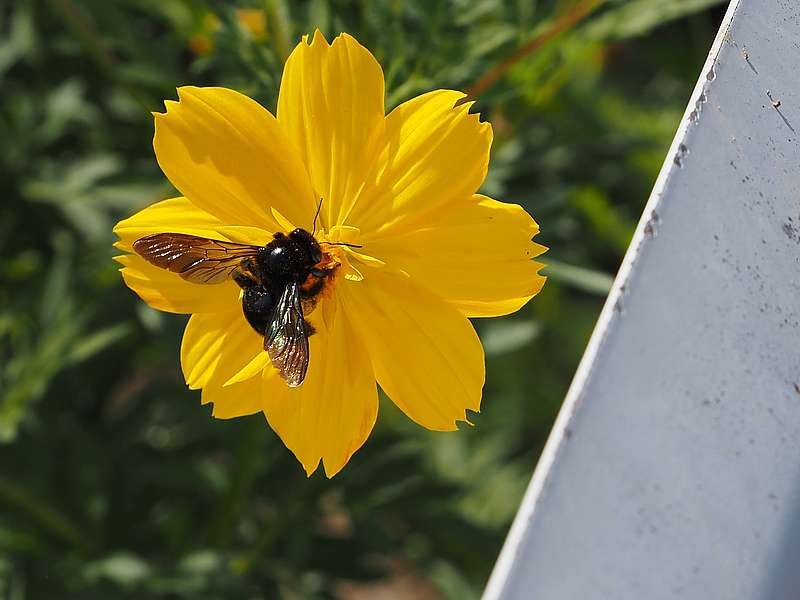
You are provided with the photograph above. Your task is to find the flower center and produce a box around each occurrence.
[318,225,368,282]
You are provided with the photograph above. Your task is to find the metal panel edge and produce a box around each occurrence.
[482,2,742,597]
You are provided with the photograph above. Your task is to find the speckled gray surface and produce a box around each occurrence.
[485,1,800,598]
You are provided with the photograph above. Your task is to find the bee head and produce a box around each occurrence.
[289,228,322,264]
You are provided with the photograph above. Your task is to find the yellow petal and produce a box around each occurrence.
[340,270,484,431]
[223,353,273,387]
[113,196,271,252]
[113,196,267,314]
[116,254,238,314]
[154,86,317,231]
[351,90,492,238]
[277,31,385,228]
[180,308,265,390]
[261,297,378,477]
[365,195,547,317]
[203,375,265,419]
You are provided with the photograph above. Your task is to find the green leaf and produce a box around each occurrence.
[480,320,541,356]
[589,0,726,40]
[83,553,151,587]
[544,259,615,295]
[66,323,132,365]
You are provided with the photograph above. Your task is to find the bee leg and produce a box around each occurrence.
[232,270,257,289]
[304,319,316,337]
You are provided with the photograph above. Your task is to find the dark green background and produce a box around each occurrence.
[0,0,723,597]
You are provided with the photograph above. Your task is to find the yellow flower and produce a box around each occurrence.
[187,9,266,56]
[188,13,220,57]
[236,8,267,41]
[114,31,546,477]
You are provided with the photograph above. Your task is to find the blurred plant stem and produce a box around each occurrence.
[467,0,607,99]
[47,0,116,70]
[47,0,151,112]
[0,474,88,551]
[263,0,292,61]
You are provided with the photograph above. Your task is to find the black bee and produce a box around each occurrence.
[133,220,349,387]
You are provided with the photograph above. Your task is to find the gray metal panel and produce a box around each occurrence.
[484,1,800,598]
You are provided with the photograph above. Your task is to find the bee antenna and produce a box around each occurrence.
[312,198,323,236]
[321,241,363,249]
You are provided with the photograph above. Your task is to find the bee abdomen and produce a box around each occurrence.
[242,286,276,335]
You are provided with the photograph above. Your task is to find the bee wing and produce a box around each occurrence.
[133,233,261,284]
[265,281,310,387]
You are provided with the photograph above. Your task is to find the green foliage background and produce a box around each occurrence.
[0,0,723,597]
